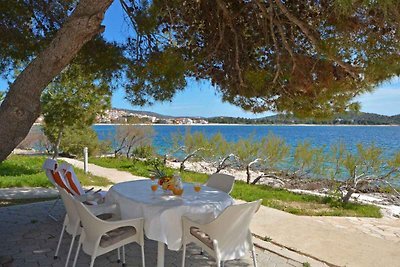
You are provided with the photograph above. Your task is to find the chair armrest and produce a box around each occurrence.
[93,188,102,194]
[85,187,95,193]
[87,203,118,216]
[98,218,144,235]
[182,216,207,233]
[182,215,222,239]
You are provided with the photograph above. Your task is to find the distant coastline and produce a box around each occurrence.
[33,108,400,126]
[92,123,400,127]
[33,122,400,127]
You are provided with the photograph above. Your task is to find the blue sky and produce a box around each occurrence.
[1,1,399,118]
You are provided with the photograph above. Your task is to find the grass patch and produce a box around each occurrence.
[0,155,113,188]
[90,157,382,218]
[0,197,57,207]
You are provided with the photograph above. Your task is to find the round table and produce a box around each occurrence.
[106,180,234,267]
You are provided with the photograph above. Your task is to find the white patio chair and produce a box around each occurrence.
[72,197,145,267]
[43,158,72,221]
[205,173,235,194]
[59,162,106,203]
[55,186,120,266]
[181,199,262,267]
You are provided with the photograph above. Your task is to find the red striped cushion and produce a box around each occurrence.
[51,170,72,194]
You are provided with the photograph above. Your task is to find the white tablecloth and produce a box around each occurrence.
[106,180,234,250]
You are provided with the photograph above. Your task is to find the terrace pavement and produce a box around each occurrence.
[2,158,399,266]
[0,200,307,267]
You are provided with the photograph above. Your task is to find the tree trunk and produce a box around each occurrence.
[52,129,63,159]
[180,161,186,172]
[126,145,131,158]
[246,164,251,184]
[0,0,113,162]
[251,174,283,185]
[342,188,354,203]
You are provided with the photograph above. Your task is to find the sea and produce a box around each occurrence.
[93,124,400,157]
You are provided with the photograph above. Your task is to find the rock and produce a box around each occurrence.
[262,177,285,188]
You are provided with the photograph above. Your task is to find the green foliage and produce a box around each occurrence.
[0,155,112,188]
[131,145,154,159]
[0,91,5,102]
[42,63,113,156]
[234,135,260,167]
[342,143,383,179]
[208,112,400,125]
[113,125,154,158]
[42,65,111,134]
[0,1,76,74]
[122,0,400,116]
[209,133,232,159]
[260,133,290,169]
[60,126,110,157]
[329,142,346,179]
[294,141,326,176]
[172,130,211,161]
[2,1,400,117]
[126,48,189,106]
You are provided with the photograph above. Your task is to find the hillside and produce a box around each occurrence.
[207,112,400,125]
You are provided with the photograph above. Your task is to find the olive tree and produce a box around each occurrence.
[113,125,154,158]
[338,144,400,203]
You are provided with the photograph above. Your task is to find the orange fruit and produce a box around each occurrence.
[173,188,183,196]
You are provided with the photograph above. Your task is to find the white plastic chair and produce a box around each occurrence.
[181,200,262,267]
[72,197,146,267]
[55,186,120,266]
[43,158,72,221]
[43,158,104,205]
[205,173,235,194]
[59,162,107,200]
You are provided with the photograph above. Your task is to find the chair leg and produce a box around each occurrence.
[122,245,126,266]
[117,247,121,263]
[65,233,77,267]
[54,224,66,259]
[72,242,82,267]
[221,261,224,267]
[251,246,257,267]
[141,244,145,267]
[48,196,61,221]
[181,243,186,267]
[89,257,96,267]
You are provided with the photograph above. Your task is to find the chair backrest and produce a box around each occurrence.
[73,197,107,246]
[59,163,85,196]
[205,173,235,194]
[42,158,58,186]
[57,185,81,233]
[207,200,262,259]
[42,158,73,194]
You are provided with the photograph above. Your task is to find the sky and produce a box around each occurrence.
[1,1,399,118]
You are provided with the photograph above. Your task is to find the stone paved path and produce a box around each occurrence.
[0,201,306,267]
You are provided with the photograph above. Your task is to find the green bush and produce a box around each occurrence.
[60,126,110,157]
[131,145,154,159]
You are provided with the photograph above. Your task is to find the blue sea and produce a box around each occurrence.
[93,124,400,157]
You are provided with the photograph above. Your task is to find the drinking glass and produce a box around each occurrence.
[151,180,158,198]
[193,182,201,199]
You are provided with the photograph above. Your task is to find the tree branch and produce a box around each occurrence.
[216,0,245,87]
[273,0,358,80]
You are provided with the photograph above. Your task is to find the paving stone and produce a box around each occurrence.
[0,201,297,267]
